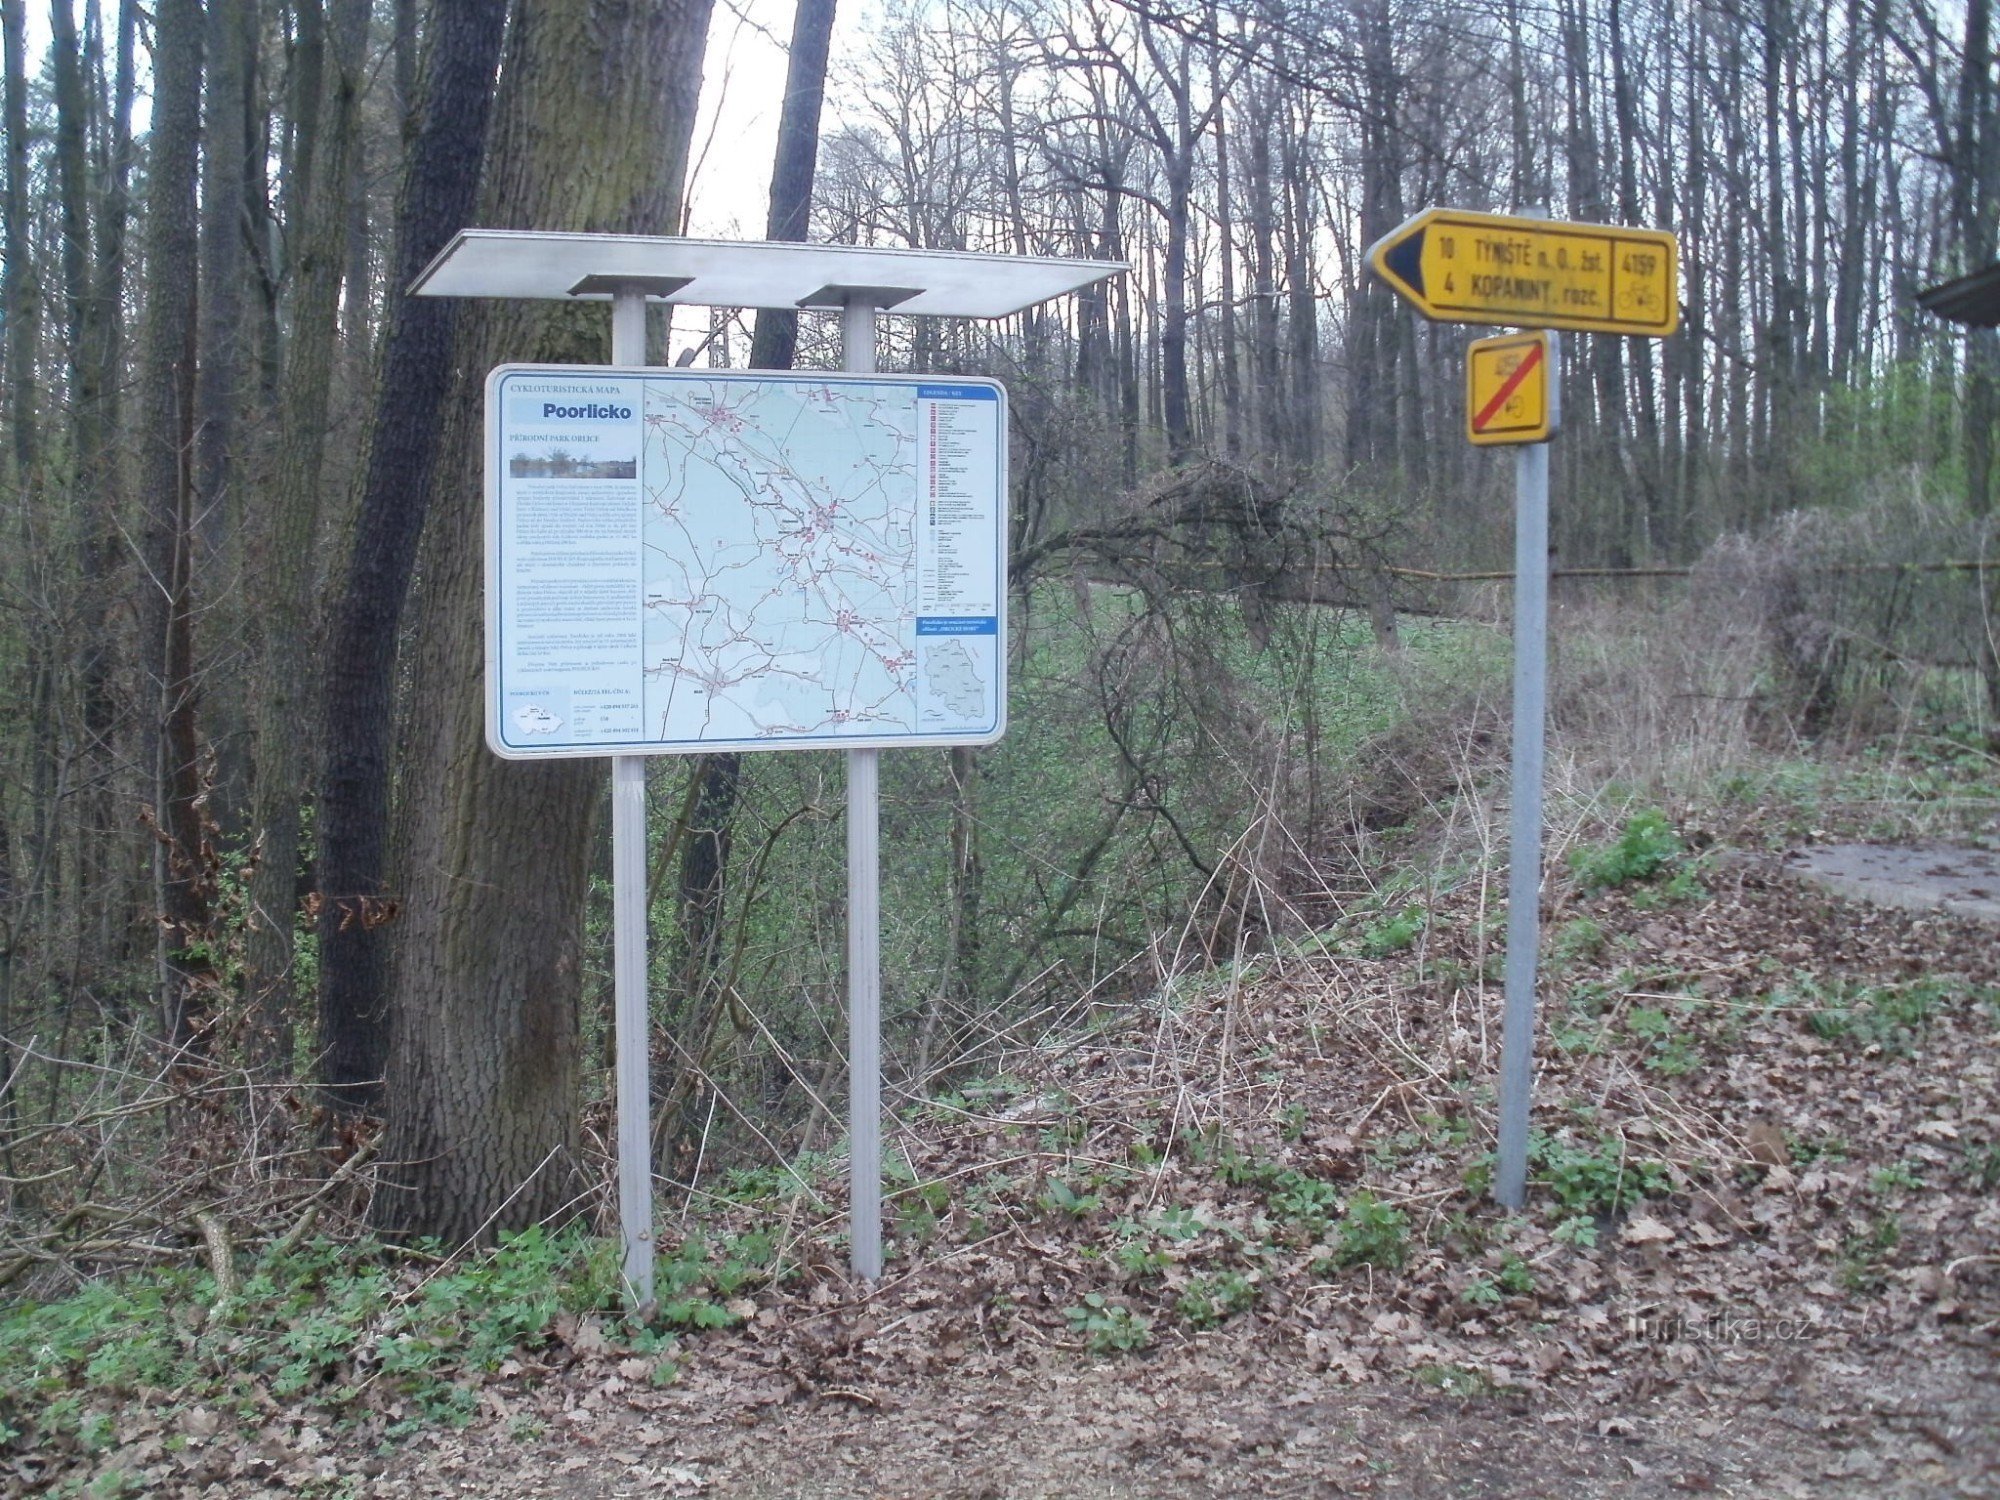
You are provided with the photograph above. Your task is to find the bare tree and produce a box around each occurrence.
[133,0,213,1051]
[242,0,372,1058]
[315,0,510,1116]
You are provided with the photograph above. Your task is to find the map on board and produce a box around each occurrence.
[485,366,1007,758]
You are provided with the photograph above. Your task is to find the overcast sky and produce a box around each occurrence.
[687,0,874,239]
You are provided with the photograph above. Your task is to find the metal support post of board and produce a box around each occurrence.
[841,297,884,1281]
[1495,331,1557,1211]
[610,287,655,1303]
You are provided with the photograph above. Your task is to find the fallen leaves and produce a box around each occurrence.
[18,806,2000,1500]
[1622,1217,1678,1245]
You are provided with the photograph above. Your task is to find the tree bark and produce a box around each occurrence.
[1608,0,1661,557]
[1210,23,1240,459]
[243,0,370,1063]
[1957,0,1997,517]
[372,0,714,1245]
[747,0,836,373]
[135,0,213,1052]
[1279,100,1317,469]
[315,0,509,1115]
[665,0,838,1138]
[2,0,37,483]
[54,0,140,975]
[194,0,253,562]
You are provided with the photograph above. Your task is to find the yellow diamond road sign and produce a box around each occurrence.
[1368,207,1678,337]
[1467,331,1557,446]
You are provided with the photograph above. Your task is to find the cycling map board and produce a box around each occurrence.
[485,365,1008,759]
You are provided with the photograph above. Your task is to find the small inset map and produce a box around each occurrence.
[923,638,986,718]
[513,702,564,735]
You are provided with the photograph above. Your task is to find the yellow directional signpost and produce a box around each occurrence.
[1367,206,1678,337]
[1466,330,1557,446]
[1369,207,1679,1212]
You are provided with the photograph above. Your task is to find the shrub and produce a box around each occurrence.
[1571,810,1681,890]
[1065,1293,1151,1353]
[1335,1191,1410,1270]
[1176,1271,1258,1328]
[1536,1135,1671,1217]
[1360,905,1426,957]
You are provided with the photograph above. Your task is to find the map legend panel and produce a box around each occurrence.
[485,366,1008,758]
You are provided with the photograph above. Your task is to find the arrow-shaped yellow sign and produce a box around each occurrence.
[1368,207,1679,338]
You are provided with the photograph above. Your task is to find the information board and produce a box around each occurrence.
[485,366,1008,758]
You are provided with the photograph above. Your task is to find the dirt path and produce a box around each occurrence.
[27,825,1998,1500]
[368,1323,1995,1498]
[348,846,2000,1500]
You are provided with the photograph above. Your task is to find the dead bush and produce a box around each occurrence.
[1691,494,1993,742]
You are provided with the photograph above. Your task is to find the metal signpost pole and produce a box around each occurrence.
[1362,205,1673,1205]
[609,287,655,1302]
[840,297,884,1281]
[1495,333,1558,1210]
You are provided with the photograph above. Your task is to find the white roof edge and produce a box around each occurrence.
[408,229,1127,320]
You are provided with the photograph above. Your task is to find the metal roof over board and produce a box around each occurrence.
[410,230,1125,319]
[1916,261,2000,328]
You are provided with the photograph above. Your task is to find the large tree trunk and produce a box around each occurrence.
[1279,101,1318,470]
[747,0,836,372]
[1159,152,1194,462]
[1957,0,1997,518]
[1209,28,1240,459]
[1608,0,1662,558]
[1246,83,1281,462]
[371,0,714,1245]
[51,0,140,979]
[1344,3,1400,480]
[1954,0,2000,733]
[194,0,252,562]
[1,0,41,1069]
[87,0,141,972]
[315,0,509,1115]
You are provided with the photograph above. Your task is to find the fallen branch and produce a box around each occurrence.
[266,1141,379,1262]
[1386,559,1993,583]
[192,1209,238,1316]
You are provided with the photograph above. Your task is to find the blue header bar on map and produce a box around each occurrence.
[917,384,999,401]
[917,616,998,635]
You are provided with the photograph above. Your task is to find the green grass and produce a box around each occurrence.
[1788,974,1995,1056]
[0,1226,719,1460]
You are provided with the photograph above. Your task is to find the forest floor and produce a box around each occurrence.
[13,748,2000,1499]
